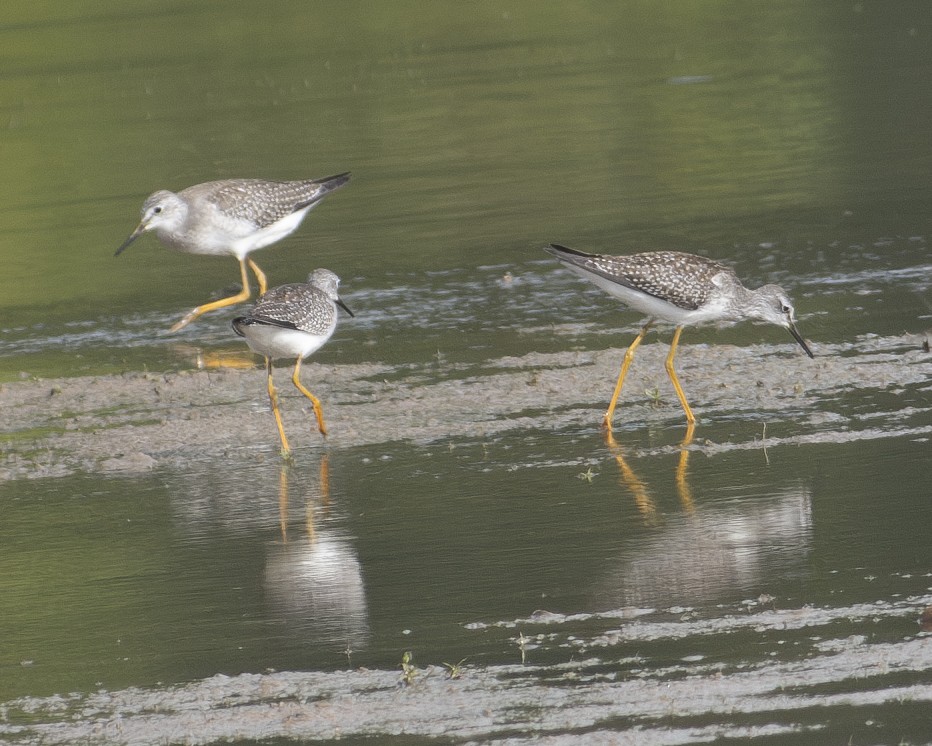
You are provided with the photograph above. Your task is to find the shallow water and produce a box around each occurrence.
[1,2,931,744]
[2,434,931,742]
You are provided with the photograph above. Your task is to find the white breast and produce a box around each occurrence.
[242,324,332,360]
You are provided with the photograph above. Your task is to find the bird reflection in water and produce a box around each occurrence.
[169,343,258,370]
[264,453,370,655]
[595,430,813,609]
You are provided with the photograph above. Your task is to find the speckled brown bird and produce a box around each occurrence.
[545,243,813,429]
[232,269,353,456]
[116,173,350,331]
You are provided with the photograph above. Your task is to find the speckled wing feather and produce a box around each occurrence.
[184,173,350,229]
[548,245,733,311]
[248,283,336,335]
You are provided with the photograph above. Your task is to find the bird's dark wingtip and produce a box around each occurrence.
[544,243,593,259]
[318,172,351,188]
[231,317,250,337]
[254,315,301,331]
[295,173,351,210]
[232,315,301,334]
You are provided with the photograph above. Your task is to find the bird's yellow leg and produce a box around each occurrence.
[170,257,253,332]
[248,258,268,296]
[665,326,696,425]
[266,357,292,457]
[292,358,328,438]
[602,321,653,431]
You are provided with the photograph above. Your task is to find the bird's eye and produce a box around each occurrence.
[153,206,163,214]
[782,305,791,314]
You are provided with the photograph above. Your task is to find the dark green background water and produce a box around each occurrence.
[1,2,930,743]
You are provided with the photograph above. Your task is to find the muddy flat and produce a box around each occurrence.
[2,332,929,481]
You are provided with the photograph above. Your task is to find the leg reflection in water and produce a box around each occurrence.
[605,422,696,520]
[277,453,331,544]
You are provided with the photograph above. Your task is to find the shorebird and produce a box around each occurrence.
[116,172,350,331]
[232,269,353,455]
[545,243,813,429]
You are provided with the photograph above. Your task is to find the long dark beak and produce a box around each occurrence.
[337,297,355,318]
[788,322,813,359]
[114,222,146,257]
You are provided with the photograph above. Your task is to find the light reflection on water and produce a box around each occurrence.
[594,485,812,609]
[264,533,370,654]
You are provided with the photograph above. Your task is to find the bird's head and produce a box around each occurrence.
[753,285,813,359]
[114,190,186,256]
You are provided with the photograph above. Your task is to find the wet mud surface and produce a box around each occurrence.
[1,332,929,481]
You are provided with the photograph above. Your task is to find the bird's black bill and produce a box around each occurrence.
[788,323,814,359]
[337,297,355,317]
[114,223,145,257]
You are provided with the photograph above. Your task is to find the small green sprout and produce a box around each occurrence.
[645,387,664,408]
[442,657,468,679]
[400,650,416,685]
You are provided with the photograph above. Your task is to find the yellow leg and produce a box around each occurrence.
[292,358,328,438]
[602,320,653,431]
[266,357,292,456]
[248,257,268,296]
[665,326,696,424]
[170,257,253,332]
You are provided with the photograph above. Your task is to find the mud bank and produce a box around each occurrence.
[1,334,929,481]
